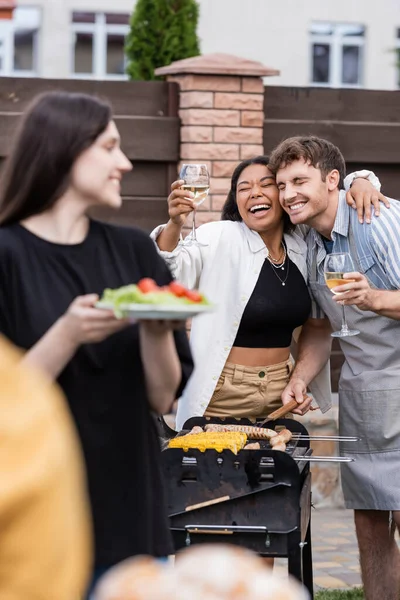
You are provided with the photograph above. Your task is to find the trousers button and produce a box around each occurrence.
[258,371,266,378]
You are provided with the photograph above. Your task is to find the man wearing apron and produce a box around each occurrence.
[269,136,400,600]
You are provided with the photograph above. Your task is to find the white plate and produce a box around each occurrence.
[96,301,214,320]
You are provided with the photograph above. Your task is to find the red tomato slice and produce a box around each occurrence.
[168,281,187,297]
[138,278,159,293]
[184,289,203,303]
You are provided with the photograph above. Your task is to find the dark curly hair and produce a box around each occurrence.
[220,155,293,232]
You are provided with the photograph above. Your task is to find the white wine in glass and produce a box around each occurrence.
[325,272,356,294]
[324,253,360,338]
[181,184,210,207]
[180,164,210,246]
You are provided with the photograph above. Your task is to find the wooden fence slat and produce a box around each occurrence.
[0,156,175,199]
[264,86,400,123]
[90,198,169,232]
[346,162,400,200]
[115,116,180,161]
[264,122,400,164]
[0,114,180,161]
[0,78,178,116]
[121,162,172,197]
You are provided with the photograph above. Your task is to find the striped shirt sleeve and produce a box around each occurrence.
[369,200,400,288]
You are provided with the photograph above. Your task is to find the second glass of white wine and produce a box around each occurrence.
[324,252,360,338]
[179,163,210,246]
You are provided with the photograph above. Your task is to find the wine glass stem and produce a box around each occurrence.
[341,304,349,333]
[191,209,197,241]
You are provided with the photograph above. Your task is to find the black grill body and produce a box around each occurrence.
[160,417,315,598]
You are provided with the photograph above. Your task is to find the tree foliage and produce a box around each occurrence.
[125,0,200,80]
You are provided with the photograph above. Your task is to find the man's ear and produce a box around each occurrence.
[326,169,340,191]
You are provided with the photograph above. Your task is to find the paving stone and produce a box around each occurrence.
[314,575,349,589]
[313,561,342,569]
[323,523,349,530]
[319,536,353,544]
[330,555,353,562]
[330,572,363,586]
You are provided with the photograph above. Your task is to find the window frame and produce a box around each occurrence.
[0,6,40,77]
[71,12,130,80]
[310,22,365,88]
[395,29,400,88]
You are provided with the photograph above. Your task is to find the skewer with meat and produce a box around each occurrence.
[243,442,261,450]
[270,428,292,449]
[188,426,203,435]
[271,442,286,452]
[204,424,277,440]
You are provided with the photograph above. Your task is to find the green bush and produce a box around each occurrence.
[125,0,200,80]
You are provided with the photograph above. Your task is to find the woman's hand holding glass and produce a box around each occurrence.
[178,163,210,246]
[167,179,197,228]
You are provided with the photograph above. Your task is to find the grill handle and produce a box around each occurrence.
[295,456,354,462]
[184,524,271,548]
[291,435,360,441]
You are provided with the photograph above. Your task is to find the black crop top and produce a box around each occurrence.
[233,257,311,348]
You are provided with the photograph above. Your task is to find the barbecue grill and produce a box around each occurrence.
[159,416,354,599]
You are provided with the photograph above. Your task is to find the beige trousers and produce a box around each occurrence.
[204,358,293,420]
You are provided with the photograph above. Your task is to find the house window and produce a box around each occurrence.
[0,6,40,76]
[396,28,400,88]
[310,22,365,87]
[71,12,130,80]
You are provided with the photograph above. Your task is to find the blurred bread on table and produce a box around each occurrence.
[94,544,309,600]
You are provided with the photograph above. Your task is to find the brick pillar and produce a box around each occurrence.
[0,0,16,19]
[155,53,279,229]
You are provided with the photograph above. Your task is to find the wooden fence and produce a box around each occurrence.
[0,77,180,231]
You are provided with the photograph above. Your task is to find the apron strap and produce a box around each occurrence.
[347,217,363,273]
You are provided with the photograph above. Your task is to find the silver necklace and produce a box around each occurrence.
[267,245,287,270]
[266,241,285,264]
[267,253,290,286]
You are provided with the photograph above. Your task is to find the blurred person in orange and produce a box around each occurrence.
[0,334,91,600]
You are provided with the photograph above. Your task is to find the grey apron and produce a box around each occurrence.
[308,230,400,510]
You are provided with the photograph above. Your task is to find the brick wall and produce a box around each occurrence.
[155,53,278,231]
[169,73,264,229]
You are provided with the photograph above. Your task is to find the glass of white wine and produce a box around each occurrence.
[324,252,360,338]
[179,163,210,246]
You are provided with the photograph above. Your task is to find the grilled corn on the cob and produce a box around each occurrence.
[168,431,247,454]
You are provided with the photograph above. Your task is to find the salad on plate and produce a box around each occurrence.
[97,278,213,320]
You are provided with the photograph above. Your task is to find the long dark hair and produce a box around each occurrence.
[0,91,112,226]
[221,155,293,232]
